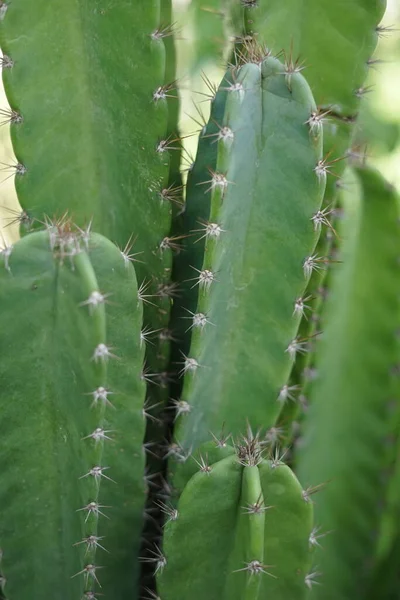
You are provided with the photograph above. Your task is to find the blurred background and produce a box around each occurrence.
[0,0,399,247]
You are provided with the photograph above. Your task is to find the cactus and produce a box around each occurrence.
[0,226,145,599]
[158,432,314,600]
[296,167,400,600]
[171,54,324,453]
[0,1,399,600]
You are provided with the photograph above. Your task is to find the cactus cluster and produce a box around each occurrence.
[0,1,399,600]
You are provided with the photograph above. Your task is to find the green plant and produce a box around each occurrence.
[0,1,398,600]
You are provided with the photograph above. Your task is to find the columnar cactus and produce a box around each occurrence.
[0,1,398,600]
[0,226,146,599]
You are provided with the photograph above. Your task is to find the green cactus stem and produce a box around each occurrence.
[157,431,314,599]
[0,225,146,600]
[296,167,400,600]
[173,54,325,451]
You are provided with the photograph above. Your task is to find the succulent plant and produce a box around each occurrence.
[0,1,398,600]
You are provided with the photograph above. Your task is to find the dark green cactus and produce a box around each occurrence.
[0,1,398,599]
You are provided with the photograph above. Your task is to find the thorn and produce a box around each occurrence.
[164,441,191,462]
[139,545,167,574]
[0,234,12,271]
[185,101,208,131]
[196,168,230,194]
[141,367,162,386]
[138,280,158,307]
[177,352,201,376]
[305,109,331,135]
[156,282,182,299]
[158,234,188,254]
[82,427,114,443]
[187,266,217,290]
[303,254,332,278]
[153,80,179,103]
[1,206,33,229]
[366,57,387,69]
[140,325,160,347]
[210,425,232,448]
[151,22,181,41]
[156,134,184,154]
[0,54,13,68]
[355,85,374,98]
[311,204,338,235]
[309,526,331,549]
[221,68,247,96]
[285,337,309,359]
[79,290,112,312]
[269,446,289,468]
[91,343,118,363]
[168,399,192,420]
[305,569,322,589]
[192,219,225,243]
[73,535,109,554]
[77,501,110,526]
[159,328,178,343]
[293,295,313,318]
[118,234,143,266]
[314,153,345,180]
[71,564,103,586]
[181,307,214,332]
[202,122,234,144]
[192,453,212,474]
[233,560,276,577]
[158,183,184,206]
[85,387,115,409]
[197,71,219,102]
[82,592,104,600]
[277,384,301,403]
[143,441,162,459]
[264,426,285,445]
[142,588,161,600]
[241,0,258,7]
[242,494,273,515]
[80,466,116,484]
[281,43,306,90]
[235,426,265,467]
[142,398,162,424]
[154,500,178,524]
[0,107,22,126]
[302,481,329,503]
[376,24,398,38]
[76,219,93,250]
[0,161,27,181]
[234,38,272,66]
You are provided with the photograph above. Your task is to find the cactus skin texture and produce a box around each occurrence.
[0,227,146,600]
[157,435,313,600]
[296,168,400,600]
[174,55,325,452]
